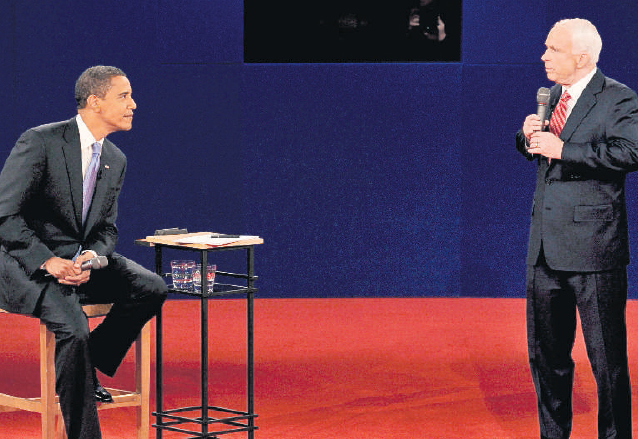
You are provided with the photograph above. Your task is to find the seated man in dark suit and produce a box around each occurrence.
[0,66,168,439]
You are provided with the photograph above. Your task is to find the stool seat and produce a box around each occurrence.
[0,304,151,439]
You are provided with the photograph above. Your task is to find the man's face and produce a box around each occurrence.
[541,26,581,86]
[95,75,136,134]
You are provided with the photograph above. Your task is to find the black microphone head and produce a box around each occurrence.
[536,87,551,105]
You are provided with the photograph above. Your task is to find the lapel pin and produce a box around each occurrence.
[104,165,110,169]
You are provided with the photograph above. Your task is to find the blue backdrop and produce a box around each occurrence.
[2,0,638,298]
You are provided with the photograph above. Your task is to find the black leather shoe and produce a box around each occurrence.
[95,382,113,403]
[93,369,113,403]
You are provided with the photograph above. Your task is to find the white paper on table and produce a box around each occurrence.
[174,235,260,246]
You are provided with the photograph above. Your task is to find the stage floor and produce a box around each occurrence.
[0,298,635,438]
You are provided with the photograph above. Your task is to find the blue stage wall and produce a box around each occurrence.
[1,1,638,298]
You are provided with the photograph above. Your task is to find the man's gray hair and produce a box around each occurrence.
[74,66,126,109]
[553,18,602,64]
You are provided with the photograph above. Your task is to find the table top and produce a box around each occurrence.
[135,232,264,250]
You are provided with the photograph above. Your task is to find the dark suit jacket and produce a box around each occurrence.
[0,117,126,313]
[516,69,638,272]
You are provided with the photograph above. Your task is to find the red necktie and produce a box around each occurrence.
[549,91,571,136]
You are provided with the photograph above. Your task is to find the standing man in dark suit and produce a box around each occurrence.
[0,66,168,439]
[517,19,638,439]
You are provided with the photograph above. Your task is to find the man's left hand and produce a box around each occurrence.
[62,252,94,286]
[527,131,564,160]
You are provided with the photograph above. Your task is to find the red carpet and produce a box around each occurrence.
[0,298,636,438]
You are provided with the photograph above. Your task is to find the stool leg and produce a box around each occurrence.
[57,411,67,439]
[32,310,151,439]
[136,323,151,439]
[40,323,57,439]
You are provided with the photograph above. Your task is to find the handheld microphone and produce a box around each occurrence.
[80,256,108,271]
[536,87,551,131]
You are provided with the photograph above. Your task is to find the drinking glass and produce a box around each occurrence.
[193,264,216,294]
[171,260,195,291]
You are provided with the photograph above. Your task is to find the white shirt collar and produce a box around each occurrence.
[76,115,104,177]
[563,67,597,105]
[76,114,104,148]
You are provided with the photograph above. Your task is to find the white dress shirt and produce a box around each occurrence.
[75,114,104,179]
[561,67,597,120]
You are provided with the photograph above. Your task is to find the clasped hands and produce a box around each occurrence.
[43,252,93,286]
[523,114,563,160]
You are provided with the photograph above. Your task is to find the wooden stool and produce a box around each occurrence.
[0,304,151,439]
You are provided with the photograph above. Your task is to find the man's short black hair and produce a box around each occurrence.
[74,66,126,109]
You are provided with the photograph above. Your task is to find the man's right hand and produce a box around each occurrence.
[522,114,544,141]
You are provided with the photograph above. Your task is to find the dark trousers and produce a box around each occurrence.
[35,253,167,439]
[526,257,631,439]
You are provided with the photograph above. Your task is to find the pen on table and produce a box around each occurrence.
[210,234,241,239]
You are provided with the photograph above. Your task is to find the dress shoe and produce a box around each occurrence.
[93,369,113,403]
[94,382,113,403]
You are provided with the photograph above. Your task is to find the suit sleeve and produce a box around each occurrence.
[0,130,55,275]
[561,86,638,173]
[516,129,536,161]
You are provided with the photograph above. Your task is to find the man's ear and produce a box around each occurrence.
[576,53,591,69]
[86,94,100,112]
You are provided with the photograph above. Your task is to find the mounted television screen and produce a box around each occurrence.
[245,0,462,63]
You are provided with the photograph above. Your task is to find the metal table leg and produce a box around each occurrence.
[247,247,255,439]
[155,246,164,439]
[200,250,209,437]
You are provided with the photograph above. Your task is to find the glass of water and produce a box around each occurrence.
[193,264,216,294]
[171,260,195,291]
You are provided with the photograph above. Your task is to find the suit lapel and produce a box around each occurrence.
[545,69,604,176]
[61,119,84,230]
[560,69,604,142]
[544,86,563,175]
[548,86,562,116]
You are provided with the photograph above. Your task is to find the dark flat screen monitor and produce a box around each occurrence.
[244,0,462,63]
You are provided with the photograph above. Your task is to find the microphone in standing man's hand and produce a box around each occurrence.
[536,87,551,131]
[80,256,108,271]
